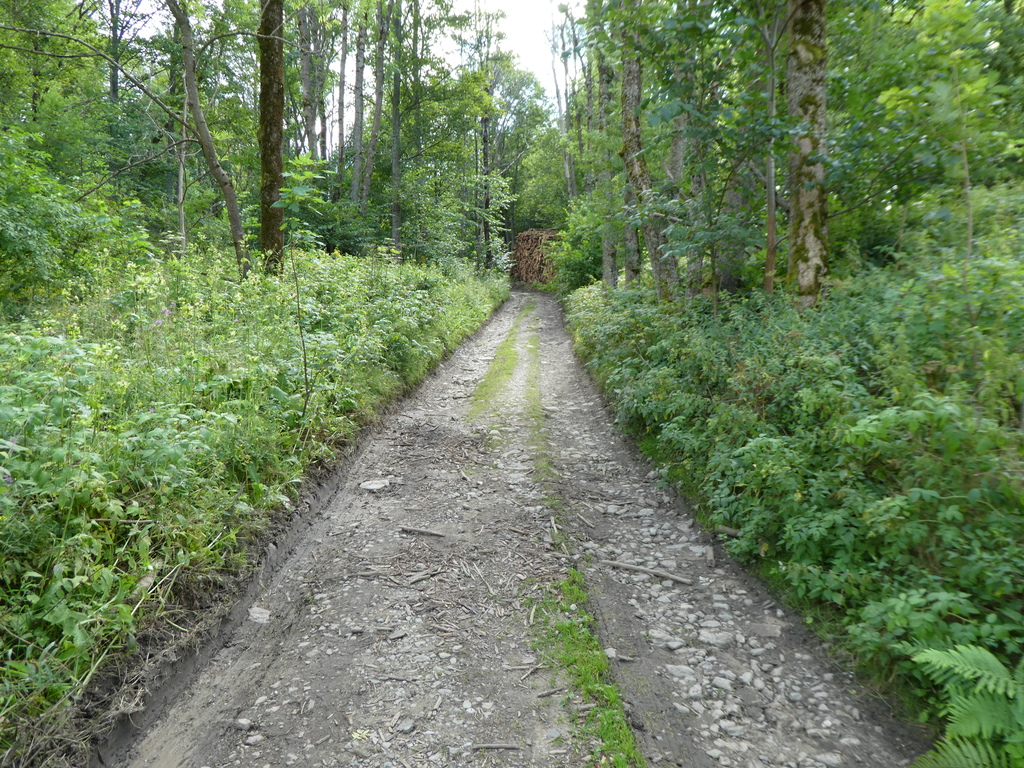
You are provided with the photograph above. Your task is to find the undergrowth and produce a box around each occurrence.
[0,246,508,764]
[564,192,1024,723]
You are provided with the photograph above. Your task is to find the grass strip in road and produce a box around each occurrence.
[470,299,534,419]
[515,308,644,767]
[472,295,642,765]
[532,570,646,768]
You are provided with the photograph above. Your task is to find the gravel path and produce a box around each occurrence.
[117,290,926,768]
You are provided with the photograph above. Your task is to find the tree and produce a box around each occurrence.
[350,14,367,204]
[618,0,678,300]
[390,0,403,248]
[597,49,617,288]
[104,0,145,103]
[358,0,395,215]
[785,0,828,305]
[165,0,250,278]
[259,0,286,271]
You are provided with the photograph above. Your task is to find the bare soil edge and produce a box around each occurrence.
[84,296,512,768]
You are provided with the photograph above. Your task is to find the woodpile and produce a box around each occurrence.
[510,229,559,283]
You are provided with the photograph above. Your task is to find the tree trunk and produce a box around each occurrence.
[360,0,395,215]
[559,21,578,200]
[620,12,676,300]
[763,18,781,293]
[335,2,348,198]
[298,6,318,159]
[390,0,402,249]
[176,97,188,258]
[107,0,120,101]
[315,10,329,163]
[623,196,642,283]
[165,20,182,204]
[349,17,367,204]
[410,0,423,160]
[166,0,250,278]
[258,0,285,272]
[719,178,746,293]
[481,78,492,268]
[598,50,617,288]
[686,162,706,299]
[551,27,575,202]
[786,0,828,305]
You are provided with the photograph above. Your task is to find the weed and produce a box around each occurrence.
[564,215,1024,713]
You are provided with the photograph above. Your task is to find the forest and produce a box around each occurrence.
[0,0,1023,764]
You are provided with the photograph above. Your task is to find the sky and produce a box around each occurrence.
[455,0,565,100]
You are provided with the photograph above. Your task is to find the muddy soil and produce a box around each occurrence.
[112,290,928,768]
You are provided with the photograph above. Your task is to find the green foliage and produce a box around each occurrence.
[911,645,1024,768]
[550,204,604,296]
[0,131,152,306]
[0,247,508,758]
[516,127,570,232]
[565,188,1024,702]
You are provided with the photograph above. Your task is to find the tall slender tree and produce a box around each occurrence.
[619,0,677,299]
[298,5,319,159]
[165,0,250,278]
[350,15,367,204]
[359,0,395,214]
[259,0,286,271]
[334,0,349,197]
[390,0,403,248]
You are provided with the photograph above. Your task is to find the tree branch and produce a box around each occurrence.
[0,24,193,136]
[0,42,100,59]
[74,139,199,201]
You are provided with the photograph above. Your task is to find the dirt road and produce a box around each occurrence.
[113,291,926,768]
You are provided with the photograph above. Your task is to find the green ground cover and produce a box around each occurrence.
[564,189,1024,718]
[0,248,508,760]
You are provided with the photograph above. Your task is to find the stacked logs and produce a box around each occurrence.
[510,229,559,283]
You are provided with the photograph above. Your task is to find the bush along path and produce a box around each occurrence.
[0,252,508,765]
[117,290,927,768]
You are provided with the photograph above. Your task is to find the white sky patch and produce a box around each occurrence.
[452,0,587,103]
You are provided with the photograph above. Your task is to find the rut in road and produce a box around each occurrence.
[118,290,925,768]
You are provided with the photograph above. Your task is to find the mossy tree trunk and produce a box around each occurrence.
[786,0,828,305]
[258,0,285,272]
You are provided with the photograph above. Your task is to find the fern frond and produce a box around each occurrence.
[1012,694,1024,729]
[912,737,1012,768]
[914,646,1017,698]
[946,692,1014,739]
